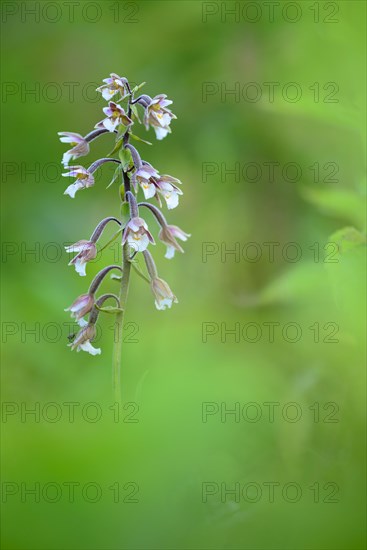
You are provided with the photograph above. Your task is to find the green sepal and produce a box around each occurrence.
[130,133,152,146]
[95,304,124,315]
[107,137,123,157]
[106,164,122,189]
[120,201,130,227]
[131,82,146,94]
[131,104,141,123]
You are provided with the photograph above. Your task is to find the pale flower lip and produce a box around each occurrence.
[58,132,89,167]
[69,324,101,355]
[62,166,94,198]
[65,240,97,276]
[122,217,155,253]
[96,73,129,101]
[151,277,178,310]
[95,101,133,132]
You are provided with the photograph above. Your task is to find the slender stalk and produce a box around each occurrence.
[112,242,131,403]
[111,86,134,403]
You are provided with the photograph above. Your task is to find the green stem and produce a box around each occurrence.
[111,85,135,403]
[112,242,131,404]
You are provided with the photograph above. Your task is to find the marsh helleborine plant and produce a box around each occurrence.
[59,73,190,399]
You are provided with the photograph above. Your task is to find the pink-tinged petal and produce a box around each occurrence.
[138,166,158,180]
[103,105,113,116]
[145,229,155,244]
[169,226,191,241]
[58,132,83,143]
[64,240,91,253]
[101,88,118,101]
[128,217,144,232]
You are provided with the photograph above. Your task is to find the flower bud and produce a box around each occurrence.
[58,132,89,167]
[151,277,178,310]
[65,240,97,276]
[68,324,101,355]
[159,225,190,259]
[65,293,94,323]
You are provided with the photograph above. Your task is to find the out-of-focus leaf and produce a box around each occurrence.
[326,227,366,339]
[301,188,366,228]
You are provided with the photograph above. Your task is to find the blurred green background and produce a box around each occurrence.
[1,1,366,549]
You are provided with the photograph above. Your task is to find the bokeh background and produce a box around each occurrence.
[1,1,366,549]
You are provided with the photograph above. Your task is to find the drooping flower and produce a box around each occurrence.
[58,132,89,167]
[159,225,191,259]
[62,166,94,198]
[144,95,176,140]
[151,277,178,310]
[96,73,129,101]
[65,240,97,276]
[65,293,94,324]
[68,324,101,355]
[134,164,159,199]
[122,217,155,253]
[155,175,183,209]
[95,101,133,132]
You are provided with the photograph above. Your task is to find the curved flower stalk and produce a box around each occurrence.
[59,71,190,400]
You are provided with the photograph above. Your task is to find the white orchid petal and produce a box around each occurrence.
[79,341,101,355]
[154,126,169,140]
[165,246,175,259]
[164,191,179,209]
[74,260,87,277]
[142,183,156,199]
